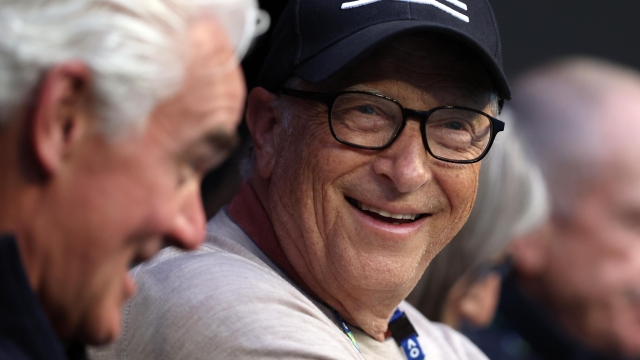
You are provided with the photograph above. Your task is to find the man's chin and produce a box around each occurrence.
[82,273,135,345]
[76,305,124,346]
[82,321,122,346]
[333,251,422,292]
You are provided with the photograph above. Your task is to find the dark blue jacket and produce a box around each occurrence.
[0,235,85,360]
[463,269,625,360]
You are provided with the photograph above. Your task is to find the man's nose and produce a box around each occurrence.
[165,181,207,250]
[371,121,432,193]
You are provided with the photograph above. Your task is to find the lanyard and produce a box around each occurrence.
[331,308,361,353]
[332,308,426,360]
[389,309,426,360]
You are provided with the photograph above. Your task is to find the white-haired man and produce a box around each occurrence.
[467,58,640,359]
[0,1,263,359]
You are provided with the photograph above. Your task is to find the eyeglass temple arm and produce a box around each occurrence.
[493,118,505,133]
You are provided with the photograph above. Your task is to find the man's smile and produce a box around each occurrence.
[346,196,430,225]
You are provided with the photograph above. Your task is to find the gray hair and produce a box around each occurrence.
[510,57,640,217]
[0,0,262,137]
[407,109,549,321]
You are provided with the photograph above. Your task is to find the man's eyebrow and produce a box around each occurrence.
[202,130,240,153]
[344,84,379,93]
[346,84,488,110]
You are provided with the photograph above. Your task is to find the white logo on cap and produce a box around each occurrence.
[341,0,469,23]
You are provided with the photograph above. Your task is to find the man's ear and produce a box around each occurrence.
[457,272,502,327]
[245,87,279,179]
[30,61,92,176]
[508,222,552,278]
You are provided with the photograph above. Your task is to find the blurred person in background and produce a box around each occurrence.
[467,57,640,360]
[407,112,549,331]
[0,1,263,359]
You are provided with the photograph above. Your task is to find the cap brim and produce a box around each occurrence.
[293,20,511,100]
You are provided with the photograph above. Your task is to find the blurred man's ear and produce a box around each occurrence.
[457,272,502,328]
[508,223,553,277]
[30,61,91,176]
[245,87,279,179]
[443,272,502,329]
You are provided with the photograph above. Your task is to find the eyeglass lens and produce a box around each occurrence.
[330,93,492,162]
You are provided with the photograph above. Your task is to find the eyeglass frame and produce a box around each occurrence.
[280,88,505,164]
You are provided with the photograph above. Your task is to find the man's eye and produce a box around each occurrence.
[176,157,210,187]
[357,105,376,115]
[444,121,464,130]
[176,164,194,187]
[189,156,217,176]
[616,208,640,233]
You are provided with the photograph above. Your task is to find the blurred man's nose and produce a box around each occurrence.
[372,122,432,193]
[165,182,207,250]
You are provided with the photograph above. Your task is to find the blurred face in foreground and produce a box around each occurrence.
[17,20,245,344]
[248,35,495,339]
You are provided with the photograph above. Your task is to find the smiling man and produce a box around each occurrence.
[0,1,261,359]
[92,0,510,359]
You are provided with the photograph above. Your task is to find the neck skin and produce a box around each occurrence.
[0,115,84,340]
[514,272,547,305]
[250,176,409,341]
[516,267,584,344]
[0,117,48,294]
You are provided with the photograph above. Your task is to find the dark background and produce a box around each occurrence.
[202,0,640,217]
[489,0,640,79]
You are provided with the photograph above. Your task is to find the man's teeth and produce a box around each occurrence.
[357,201,416,220]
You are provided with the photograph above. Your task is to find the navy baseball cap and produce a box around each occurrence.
[259,0,511,100]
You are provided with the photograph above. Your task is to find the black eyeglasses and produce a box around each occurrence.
[281,88,505,164]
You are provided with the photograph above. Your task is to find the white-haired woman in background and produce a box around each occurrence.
[407,109,549,329]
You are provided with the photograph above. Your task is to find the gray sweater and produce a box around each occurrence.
[89,210,488,359]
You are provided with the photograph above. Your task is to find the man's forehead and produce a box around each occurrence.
[341,81,490,109]
[307,73,492,113]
